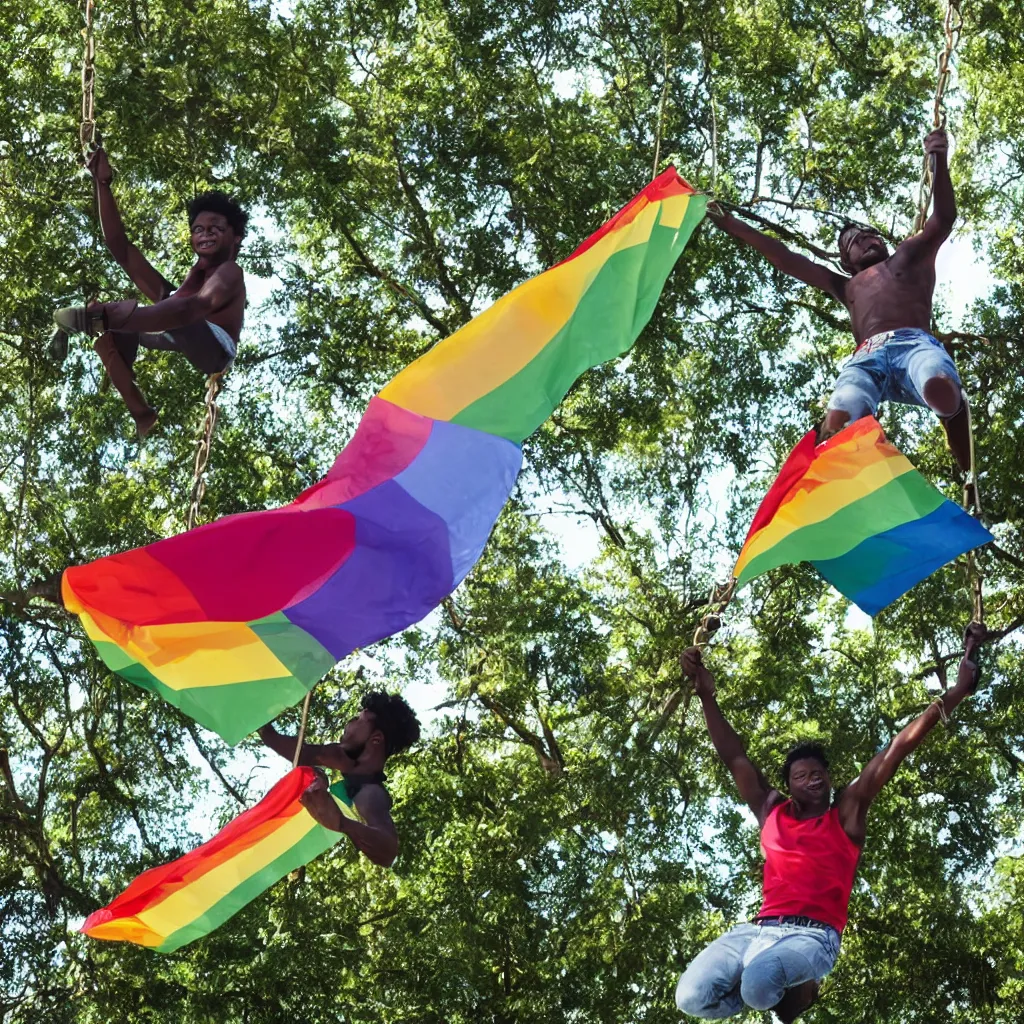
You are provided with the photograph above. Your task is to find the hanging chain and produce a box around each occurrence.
[692,577,737,648]
[912,0,963,235]
[186,373,224,530]
[80,0,98,154]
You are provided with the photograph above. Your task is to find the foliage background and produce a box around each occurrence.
[2,1,1024,1021]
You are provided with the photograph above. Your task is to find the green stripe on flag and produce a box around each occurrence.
[157,821,342,952]
[250,613,336,682]
[737,470,945,585]
[453,198,705,442]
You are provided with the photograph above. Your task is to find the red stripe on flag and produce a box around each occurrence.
[81,767,316,933]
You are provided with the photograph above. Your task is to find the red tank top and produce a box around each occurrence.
[757,801,861,933]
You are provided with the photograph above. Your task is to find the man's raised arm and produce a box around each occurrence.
[86,147,174,303]
[916,129,957,251]
[709,207,846,301]
[258,722,358,773]
[838,622,984,846]
[682,647,779,824]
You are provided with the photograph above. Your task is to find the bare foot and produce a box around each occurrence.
[773,979,820,1023]
[133,407,159,441]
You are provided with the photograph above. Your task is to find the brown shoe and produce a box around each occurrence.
[773,979,820,1023]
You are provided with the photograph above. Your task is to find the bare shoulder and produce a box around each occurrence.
[889,232,937,269]
[209,260,245,286]
[354,784,395,829]
[758,789,786,827]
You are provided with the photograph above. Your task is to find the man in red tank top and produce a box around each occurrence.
[52,147,247,440]
[674,625,984,1022]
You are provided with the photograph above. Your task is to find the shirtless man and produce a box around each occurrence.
[258,692,421,867]
[709,129,970,471]
[54,147,247,439]
[674,623,984,1022]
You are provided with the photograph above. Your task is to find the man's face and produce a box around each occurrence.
[190,211,237,259]
[841,228,889,273]
[341,709,380,758]
[787,757,831,805]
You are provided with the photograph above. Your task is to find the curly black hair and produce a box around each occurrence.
[362,691,421,757]
[187,190,248,239]
[782,742,830,788]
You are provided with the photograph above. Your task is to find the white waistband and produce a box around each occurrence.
[207,321,237,359]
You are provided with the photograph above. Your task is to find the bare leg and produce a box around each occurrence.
[773,979,820,1023]
[921,375,971,473]
[93,333,159,439]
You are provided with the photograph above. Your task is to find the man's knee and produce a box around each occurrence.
[675,971,717,1018]
[827,386,872,425]
[921,373,962,418]
[739,956,786,1012]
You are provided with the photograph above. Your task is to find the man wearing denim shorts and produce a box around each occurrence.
[708,129,970,471]
[674,632,982,1021]
[54,146,246,440]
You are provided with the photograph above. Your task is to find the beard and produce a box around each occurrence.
[342,740,366,762]
[855,245,887,271]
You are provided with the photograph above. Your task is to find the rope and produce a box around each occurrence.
[907,1,983,626]
[962,394,985,626]
[185,372,225,531]
[912,0,963,235]
[651,35,670,181]
[292,691,312,768]
[80,0,98,154]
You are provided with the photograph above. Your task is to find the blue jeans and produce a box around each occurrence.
[675,921,841,1019]
[827,327,961,420]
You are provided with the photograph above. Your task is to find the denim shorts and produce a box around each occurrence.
[675,920,841,1019]
[827,327,961,420]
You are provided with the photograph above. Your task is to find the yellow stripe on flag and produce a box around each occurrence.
[380,197,686,421]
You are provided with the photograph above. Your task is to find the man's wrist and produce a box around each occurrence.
[955,657,978,689]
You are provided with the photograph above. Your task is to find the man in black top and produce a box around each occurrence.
[258,691,421,867]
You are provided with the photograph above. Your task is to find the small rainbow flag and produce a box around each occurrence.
[62,170,705,743]
[81,767,353,952]
[733,416,992,615]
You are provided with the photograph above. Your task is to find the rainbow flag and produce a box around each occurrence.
[733,416,992,615]
[81,767,354,952]
[63,170,705,743]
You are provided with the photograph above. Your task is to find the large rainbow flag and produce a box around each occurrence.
[63,170,706,743]
[81,767,352,952]
[733,416,992,615]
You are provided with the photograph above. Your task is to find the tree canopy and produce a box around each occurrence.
[2,1,1024,1021]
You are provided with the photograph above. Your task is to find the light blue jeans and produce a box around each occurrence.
[675,921,841,1019]
[827,327,961,420]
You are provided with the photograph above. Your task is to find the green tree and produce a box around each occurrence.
[2,1,1023,1022]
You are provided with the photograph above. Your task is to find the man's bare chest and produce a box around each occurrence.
[845,258,934,313]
